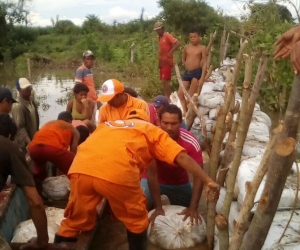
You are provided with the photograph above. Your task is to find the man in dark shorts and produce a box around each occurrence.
[179,30,207,116]
[0,114,48,249]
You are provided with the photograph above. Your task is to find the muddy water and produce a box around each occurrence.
[0,65,146,126]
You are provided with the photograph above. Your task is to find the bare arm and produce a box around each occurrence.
[21,186,48,249]
[66,100,73,113]
[70,127,80,153]
[175,152,219,198]
[147,161,163,209]
[83,100,94,120]
[169,40,180,55]
[182,45,187,65]
[198,47,207,86]
[147,160,165,224]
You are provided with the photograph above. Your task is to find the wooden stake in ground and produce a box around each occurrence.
[27,58,31,83]
[228,122,283,250]
[240,74,300,250]
[218,55,267,250]
[206,68,234,250]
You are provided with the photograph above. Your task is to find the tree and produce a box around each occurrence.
[82,14,108,34]
[158,0,222,34]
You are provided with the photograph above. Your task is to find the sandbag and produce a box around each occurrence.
[251,110,272,130]
[242,140,267,158]
[212,82,226,92]
[246,121,269,143]
[199,91,225,109]
[198,106,210,116]
[209,108,217,120]
[201,82,217,94]
[236,157,300,211]
[42,175,70,201]
[193,116,216,132]
[148,205,206,249]
[11,207,64,243]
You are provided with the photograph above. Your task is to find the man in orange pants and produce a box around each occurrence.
[54,109,220,250]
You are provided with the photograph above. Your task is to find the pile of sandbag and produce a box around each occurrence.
[11,207,64,243]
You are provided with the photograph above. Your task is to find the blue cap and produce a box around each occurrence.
[0,87,17,103]
[153,95,169,108]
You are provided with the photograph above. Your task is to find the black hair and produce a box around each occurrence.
[189,29,201,36]
[124,87,138,98]
[57,111,73,123]
[0,114,17,140]
[76,125,89,145]
[159,104,182,121]
[73,83,89,94]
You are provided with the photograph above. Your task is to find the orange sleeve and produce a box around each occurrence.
[166,33,177,45]
[146,125,185,164]
[140,101,150,122]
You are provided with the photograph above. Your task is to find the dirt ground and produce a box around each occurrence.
[89,152,210,250]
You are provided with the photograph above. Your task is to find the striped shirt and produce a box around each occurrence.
[142,128,203,185]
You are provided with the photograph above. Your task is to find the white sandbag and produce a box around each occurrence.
[221,58,236,67]
[251,110,272,130]
[246,121,269,143]
[11,207,64,243]
[42,175,70,201]
[216,188,226,214]
[209,108,217,120]
[198,106,210,116]
[201,82,217,94]
[199,91,225,109]
[236,158,300,211]
[170,91,183,111]
[212,82,226,92]
[192,115,216,132]
[243,140,267,158]
[262,210,300,249]
[148,205,206,249]
[209,70,224,83]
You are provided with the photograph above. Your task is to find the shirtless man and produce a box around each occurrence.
[178,30,207,116]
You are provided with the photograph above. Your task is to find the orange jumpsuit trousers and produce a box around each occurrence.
[57,174,149,238]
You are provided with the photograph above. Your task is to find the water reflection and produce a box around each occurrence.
[0,65,146,126]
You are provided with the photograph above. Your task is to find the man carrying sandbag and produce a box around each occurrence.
[54,109,220,250]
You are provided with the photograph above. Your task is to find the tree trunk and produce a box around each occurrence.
[240,74,300,250]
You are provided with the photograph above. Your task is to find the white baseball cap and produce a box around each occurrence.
[98,79,124,102]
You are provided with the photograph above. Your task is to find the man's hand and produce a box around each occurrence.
[167,51,173,58]
[205,181,220,201]
[178,207,202,225]
[81,98,89,107]
[291,40,300,74]
[20,237,48,250]
[148,207,165,225]
[274,27,300,59]
[198,79,204,87]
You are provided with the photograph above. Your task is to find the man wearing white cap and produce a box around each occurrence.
[11,78,39,152]
[98,79,149,124]
[153,21,180,102]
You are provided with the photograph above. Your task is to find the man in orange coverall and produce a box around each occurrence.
[54,109,220,250]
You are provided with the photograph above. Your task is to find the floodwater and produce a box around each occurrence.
[0,65,146,126]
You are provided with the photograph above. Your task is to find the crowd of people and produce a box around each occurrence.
[0,23,299,250]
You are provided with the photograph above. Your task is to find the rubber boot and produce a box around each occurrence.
[126,229,147,250]
[54,233,77,243]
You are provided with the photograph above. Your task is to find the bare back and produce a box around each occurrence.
[183,44,206,71]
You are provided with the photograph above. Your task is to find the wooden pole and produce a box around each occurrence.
[240,74,300,250]
[130,43,135,64]
[27,58,31,83]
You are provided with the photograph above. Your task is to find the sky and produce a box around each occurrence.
[22,0,299,27]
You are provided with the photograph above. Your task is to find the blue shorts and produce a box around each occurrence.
[141,178,192,209]
[182,68,202,82]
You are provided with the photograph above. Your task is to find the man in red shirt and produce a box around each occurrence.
[154,22,180,103]
[141,104,203,223]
